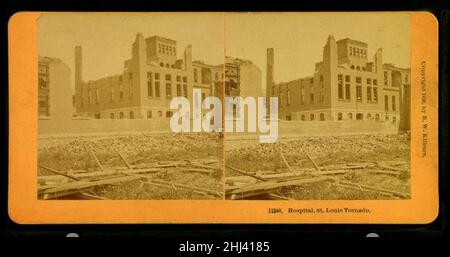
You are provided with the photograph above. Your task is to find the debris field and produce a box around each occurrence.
[38,133,223,200]
[225,134,410,200]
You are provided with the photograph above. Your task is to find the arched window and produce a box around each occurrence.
[348,113,353,120]
[375,114,380,121]
[367,113,372,120]
[110,113,114,119]
[160,63,164,67]
[320,113,325,121]
[310,114,315,121]
[337,113,343,120]
[129,111,134,119]
[351,65,355,70]
[119,112,124,119]
[301,115,305,121]
[165,64,170,68]
[356,66,360,71]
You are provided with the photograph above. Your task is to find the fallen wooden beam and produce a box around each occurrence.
[38,165,80,181]
[179,168,216,175]
[151,179,222,197]
[227,176,332,195]
[39,175,142,197]
[38,167,162,182]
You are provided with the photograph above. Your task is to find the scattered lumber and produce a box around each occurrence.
[39,175,142,199]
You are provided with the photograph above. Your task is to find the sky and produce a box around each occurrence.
[39,12,410,92]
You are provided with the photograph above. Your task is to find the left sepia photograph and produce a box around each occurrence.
[37,13,225,200]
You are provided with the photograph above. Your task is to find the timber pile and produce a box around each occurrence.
[225,150,410,200]
[38,148,222,200]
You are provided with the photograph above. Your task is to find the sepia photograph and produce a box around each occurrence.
[223,13,411,200]
[37,13,225,200]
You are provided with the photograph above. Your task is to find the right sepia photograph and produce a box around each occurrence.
[224,13,411,200]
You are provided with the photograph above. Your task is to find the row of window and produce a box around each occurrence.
[193,68,223,83]
[158,44,176,56]
[298,112,397,122]
[349,46,367,58]
[338,74,378,85]
[149,72,188,83]
[104,110,174,119]
[147,72,188,98]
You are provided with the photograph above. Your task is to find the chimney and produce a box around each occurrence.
[74,46,83,109]
[184,45,192,71]
[74,45,82,88]
[266,48,274,110]
[374,48,383,73]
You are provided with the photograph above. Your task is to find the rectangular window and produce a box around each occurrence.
[287,90,291,105]
[194,69,198,83]
[392,96,396,111]
[310,93,314,103]
[345,84,351,100]
[300,87,305,104]
[356,77,362,84]
[165,74,171,81]
[367,87,372,101]
[385,95,389,111]
[165,83,172,98]
[338,74,344,100]
[147,72,153,97]
[176,75,181,82]
[155,82,160,97]
[373,87,378,102]
[147,111,152,119]
[177,84,182,97]
[182,76,187,83]
[373,79,378,86]
[183,84,187,97]
[95,88,99,104]
[384,71,388,85]
[367,78,372,85]
[148,80,153,97]
[345,75,350,83]
[356,85,362,101]
[155,73,160,80]
[109,87,114,102]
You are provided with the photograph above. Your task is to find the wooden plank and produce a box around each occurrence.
[151,179,222,196]
[88,146,104,171]
[226,165,267,182]
[38,167,161,182]
[304,151,321,171]
[115,149,132,169]
[38,165,79,181]
[338,181,410,198]
[279,150,294,172]
[39,175,142,195]
[189,163,218,170]
[227,176,332,195]
[376,163,408,172]
[179,168,216,175]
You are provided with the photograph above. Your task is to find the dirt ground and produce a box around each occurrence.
[38,133,223,200]
[225,133,410,200]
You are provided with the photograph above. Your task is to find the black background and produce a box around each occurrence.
[1,0,449,253]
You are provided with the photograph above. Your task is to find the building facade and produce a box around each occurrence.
[38,56,72,120]
[74,34,224,119]
[268,36,410,125]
